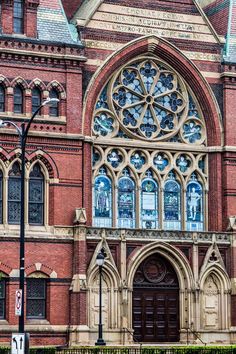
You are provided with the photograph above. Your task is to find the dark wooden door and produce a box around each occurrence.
[132,254,179,343]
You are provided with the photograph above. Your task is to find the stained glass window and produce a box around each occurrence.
[141,172,158,229]
[49,89,59,117]
[117,170,135,228]
[186,176,203,231]
[0,278,5,319]
[29,164,44,225]
[14,86,23,114]
[8,162,21,224]
[93,168,112,227]
[93,57,205,144]
[0,86,5,112]
[176,154,191,173]
[32,87,41,115]
[0,171,2,224]
[13,0,24,34]
[164,173,181,230]
[26,278,46,319]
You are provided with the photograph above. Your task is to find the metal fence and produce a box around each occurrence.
[56,348,236,354]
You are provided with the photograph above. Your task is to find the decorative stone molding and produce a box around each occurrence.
[227,216,236,231]
[74,208,87,225]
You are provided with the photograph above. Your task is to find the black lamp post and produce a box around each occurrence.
[0,97,59,334]
[95,251,106,346]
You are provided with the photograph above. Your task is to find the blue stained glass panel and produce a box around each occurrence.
[117,177,135,228]
[130,152,146,170]
[164,180,181,221]
[141,178,158,229]
[176,155,190,172]
[153,154,168,171]
[94,175,112,219]
[183,121,202,143]
[186,182,203,222]
[107,149,123,168]
[94,112,114,136]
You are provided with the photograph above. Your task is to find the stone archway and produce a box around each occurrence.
[132,253,179,342]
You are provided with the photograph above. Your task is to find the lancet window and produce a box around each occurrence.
[92,55,208,231]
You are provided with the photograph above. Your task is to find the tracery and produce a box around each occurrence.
[92,55,208,231]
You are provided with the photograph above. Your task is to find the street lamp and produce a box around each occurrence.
[0,97,59,335]
[95,250,106,346]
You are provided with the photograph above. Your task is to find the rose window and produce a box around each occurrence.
[93,56,206,144]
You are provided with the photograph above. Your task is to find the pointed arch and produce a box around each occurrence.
[46,81,66,97]
[29,78,46,91]
[11,76,28,89]
[0,76,10,89]
[28,150,59,179]
[83,35,222,146]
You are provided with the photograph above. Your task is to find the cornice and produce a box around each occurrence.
[0,48,87,67]
[0,36,87,65]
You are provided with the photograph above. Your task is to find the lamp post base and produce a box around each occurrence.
[95,338,106,346]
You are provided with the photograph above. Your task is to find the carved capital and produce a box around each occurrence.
[74,208,87,225]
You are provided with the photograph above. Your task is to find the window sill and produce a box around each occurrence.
[0,112,66,125]
[26,319,49,325]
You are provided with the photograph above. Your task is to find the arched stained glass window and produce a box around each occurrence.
[117,170,135,228]
[141,173,158,229]
[29,164,44,225]
[8,162,21,224]
[32,87,41,115]
[164,173,181,230]
[49,89,59,117]
[0,86,5,112]
[14,86,23,114]
[93,168,112,227]
[0,171,2,224]
[186,176,203,231]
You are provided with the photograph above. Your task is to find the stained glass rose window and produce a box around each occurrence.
[93,56,206,144]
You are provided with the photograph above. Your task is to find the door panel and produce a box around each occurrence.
[133,289,179,342]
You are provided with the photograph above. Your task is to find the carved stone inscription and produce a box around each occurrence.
[86,3,217,43]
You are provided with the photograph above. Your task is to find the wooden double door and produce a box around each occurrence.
[132,254,180,343]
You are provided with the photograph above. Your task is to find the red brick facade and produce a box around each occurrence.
[0,0,236,348]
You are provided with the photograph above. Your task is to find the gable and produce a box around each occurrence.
[73,0,220,45]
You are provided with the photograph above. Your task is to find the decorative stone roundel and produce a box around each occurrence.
[93,56,206,144]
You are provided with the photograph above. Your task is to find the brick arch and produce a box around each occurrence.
[28,150,59,179]
[11,76,28,89]
[29,78,46,91]
[83,35,222,147]
[46,81,66,98]
[25,263,57,278]
[0,261,12,276]
[0,75,10,88]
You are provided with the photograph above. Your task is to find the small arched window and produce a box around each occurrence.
[14,86,23,114]
[164,172,181,230]
[93,168,112,227]
[49,89,59,117]
[0,86,5,112]
[27,274,47,319]
[141,172,158,229]
[8,162,21,224]
[29,164,44,225]
[117,169,135,228]
[32,87,41,115]
[0,170,2,224]
[13,0,24,34]
[186,175,203,231]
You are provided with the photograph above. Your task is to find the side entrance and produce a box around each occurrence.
[132,253,180,342]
